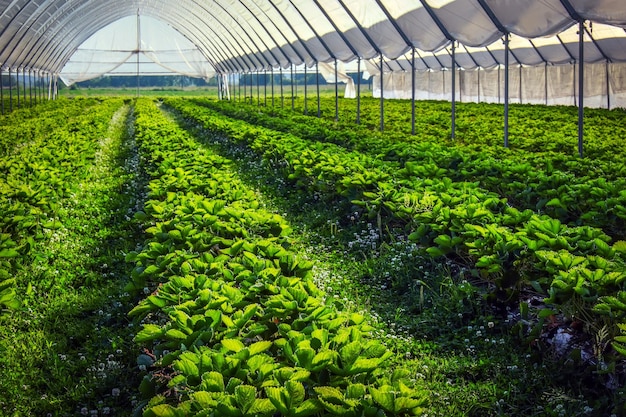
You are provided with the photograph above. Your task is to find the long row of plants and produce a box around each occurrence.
[128,98,429,416]
[165,97,626,354]
[0,98,125,314]
[0,98,148,416]
[271,94,626,160]
[189,97,626,240]
[0,97,110,156]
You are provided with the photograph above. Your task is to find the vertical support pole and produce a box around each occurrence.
[304,62,309,116]
[606,60,610,110]
[238,73,241,101]
[477,68,480,103]
[379,54,384,132]
[22,69,26,105]
[504,34,510,148]
[316,62,320,117]
[411,49,416,135]
[9,68,13,112]
[290,65,295,111]
[0,67,4,115]
[280,67,284,108]
[257,70,260,106]
[29,69,33,106]
[578,20,584,158]
[451,42,456,140]
[357,57,361,125]
[543,61,548,106]
[519,65,523,104]
[17,68,21,108]
[243,73,247,103]
[271,67,275,107]
[334,58,339,122]
[264,69,267,106]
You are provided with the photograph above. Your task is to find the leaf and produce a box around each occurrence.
[222,339,245,352]
[370,386,394,413]
[146,404,183,417]
[249,398,276,415]
[340,342,361,366]
[134,324,165,343]
[265,387,289,415]
[294,399,322,417]
[249,340,273,356]
[235,385,256,412]
[201,371,225,392]
[174,358,199,377]
[0,248,19,258]
[286,380,305,407]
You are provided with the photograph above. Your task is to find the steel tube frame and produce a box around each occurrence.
[411,49,416,135]
[578,20,584,158]
[0,67,4,114]
[504,34,510,148]
[356,57,361,125]
[304,62,309,116]
[316,62,320,118]
[280,67,284,108]
[451,43,456,140]
[9,68,13,112]
[290,65,295,111]
[17,68,20,108]
[334,58,339,122]
[379,54,384,132]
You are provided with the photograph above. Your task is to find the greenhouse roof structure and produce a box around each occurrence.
[1,0,626,82]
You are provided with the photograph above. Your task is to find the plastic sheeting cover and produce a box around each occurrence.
[59,15,215,85]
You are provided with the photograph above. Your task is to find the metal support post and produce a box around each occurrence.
[357,57,361,124]
[290,65,295,110]
[578,20,584,158]
[334,58,339,121]
[316,62,320,117]
[451,43,456,140]
[411,49,416,135]
[379,54,384,132]
[304,62,309,116]
[504,34,510,148]
[280,67,284,108]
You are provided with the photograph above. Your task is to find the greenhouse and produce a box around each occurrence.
[2,1,626,416]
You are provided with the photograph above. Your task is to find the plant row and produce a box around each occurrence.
[165,98,626,351]
[127,98,428,417]
[0,97,110,156]
[191,97,626,239]
[0,98,125,313]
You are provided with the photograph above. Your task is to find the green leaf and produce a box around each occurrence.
[266,387,289,415]
[286,380,305,407]
[0,248,19,258]
[134,324,165,343]
[201,371,225,392]
[294,399,322,417]
[222,338,245,352]
[249,340,273,356]
[146,404,183,417]
[370,386,394,413]
[249,398,276,415]
[235,385,256,412]
[174,358,199,377]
